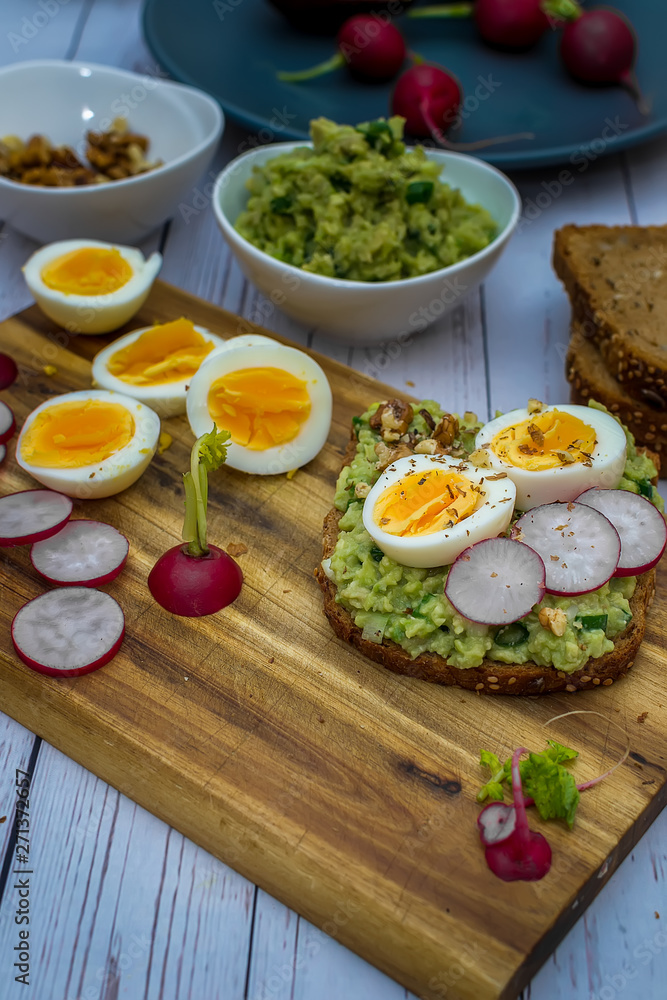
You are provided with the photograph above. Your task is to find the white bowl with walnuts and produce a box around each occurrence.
[0,60,224,244]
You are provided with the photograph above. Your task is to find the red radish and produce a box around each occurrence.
[30,520,129,587]
[148,425,243,618]
[11,587,125,678]
[0,489,73,547]
[445,537,545,625]
[512,501,620,595]
[0,352,18,390]
[391,64,535,150]
[474,0,550,48]
[277,15,406,83]
[0,400,15,445]
[478,747,552,882]
[575,487,667,577]
[560,7,636,84]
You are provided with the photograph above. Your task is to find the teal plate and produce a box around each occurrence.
[142,0,666,169]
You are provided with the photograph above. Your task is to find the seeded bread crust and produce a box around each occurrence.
[553,224,667,409]
[567,325,667,454]
[315,432,658,696]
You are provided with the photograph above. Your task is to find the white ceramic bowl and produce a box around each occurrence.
[213,141,521,344]
[0,60,224,244]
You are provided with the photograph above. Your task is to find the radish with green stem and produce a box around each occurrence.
[391,64,535,150]
[478,747,552,882]
[277,14,406,83]
[409,1,578,49]
[148,426,243,617]
[556,3,643,108]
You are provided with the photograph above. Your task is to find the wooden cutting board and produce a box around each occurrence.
[1,281,666,1000]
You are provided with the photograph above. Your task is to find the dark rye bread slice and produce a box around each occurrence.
[315,432,658,696]
[567,325,667,454]
[553,224,667,409]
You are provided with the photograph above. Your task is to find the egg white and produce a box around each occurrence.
[475,404,628,511]
[91,324,228,418]
[22,239,162,335]
[186,342,333,475]
[16,389,161,500]
[362,453,517,569]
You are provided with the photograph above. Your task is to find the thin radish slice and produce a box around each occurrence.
[477,801,517,846]
[12,588,125,678]
[513,501,620,596]
[575,487,667,577]
[0,489,73,547]
[30,520,129,587]
[0,400,15,444]
[0,352,18,390]
[445,537,546,625]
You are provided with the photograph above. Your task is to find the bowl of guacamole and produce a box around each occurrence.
[213,117,521,343]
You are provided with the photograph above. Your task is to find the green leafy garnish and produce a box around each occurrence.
[478,740,580,828]
[406,181,434,205]
[355,120,393,149]
[182,425,231,558]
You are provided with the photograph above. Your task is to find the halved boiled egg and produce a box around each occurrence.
[475,403,627,511]
[22,239,162,334]
[362,453,517,569]
[16,389,160,499]
[91,318,227,417]
[186,342,332,474]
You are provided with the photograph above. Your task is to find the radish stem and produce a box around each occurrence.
[408,3,473,17]
[278,53,345,83]
[182,426,230,558]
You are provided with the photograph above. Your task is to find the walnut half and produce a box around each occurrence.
[369,399,414,442]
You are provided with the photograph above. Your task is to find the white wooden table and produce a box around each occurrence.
[0,2,665,997]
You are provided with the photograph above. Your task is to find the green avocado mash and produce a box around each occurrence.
[326,400,663,674]
[234,117,497,282]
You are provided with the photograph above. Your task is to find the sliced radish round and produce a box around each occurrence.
[0,400,15,444]
[0,489,73,547]
[445,537,546,625]
[513,501,620,596]
[477,801,516,846]
[12,588,125,678]
[576,487,667,577]
[30,520,129,587]
[0,352,18,390]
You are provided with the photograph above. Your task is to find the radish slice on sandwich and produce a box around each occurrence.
[0,400,15,444]
[12,587,125,677]
[0,489,73,547]
[30,520,129,587]
[445,537,545,625]
[513,501,620,596]
[576,487,667,577]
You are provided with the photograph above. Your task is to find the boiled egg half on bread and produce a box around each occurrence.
[92,318,227,417]
[16,389,160,499]
[186,339,332,475]
[475,402,627,510]
[363,453,517,568]
[23,239,162,334]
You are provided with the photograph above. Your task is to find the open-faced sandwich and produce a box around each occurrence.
[316,398,665,695]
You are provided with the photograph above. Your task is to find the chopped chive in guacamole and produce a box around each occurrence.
[328,399,663,673]
[235,117,497,282]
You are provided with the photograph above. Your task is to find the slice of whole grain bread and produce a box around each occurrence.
[567,325,667,455]
[315,429,658,696]
[553,224,667,409]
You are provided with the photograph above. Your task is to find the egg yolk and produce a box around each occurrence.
[20,400,135,468]
[490,411,597,471]
[207,367,311,451]
[41,247,133,296]
[373,468,478,536]
[107,318,215,386]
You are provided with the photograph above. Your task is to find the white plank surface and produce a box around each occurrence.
[0,1,666,998]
